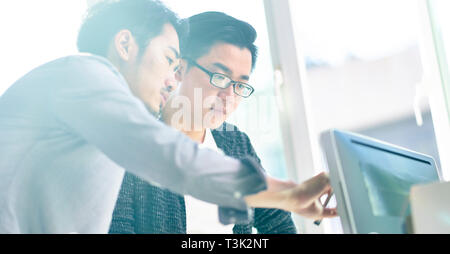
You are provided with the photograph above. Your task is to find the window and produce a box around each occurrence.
[291,0,440,166]
[286,0,443,233]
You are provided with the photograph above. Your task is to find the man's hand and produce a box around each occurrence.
[244,172,337,221]
[282,172,337,220]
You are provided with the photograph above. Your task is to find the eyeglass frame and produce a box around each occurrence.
[184,58,255,98]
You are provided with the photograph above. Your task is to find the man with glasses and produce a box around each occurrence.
[110,12,300,234]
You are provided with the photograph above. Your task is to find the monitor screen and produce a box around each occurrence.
[354,140,436,218]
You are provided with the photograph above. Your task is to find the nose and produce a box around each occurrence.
[217,85,236,108]
[164,73,178,93]
[219,83,235,97]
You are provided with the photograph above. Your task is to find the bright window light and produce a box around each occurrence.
[0,1,87,95]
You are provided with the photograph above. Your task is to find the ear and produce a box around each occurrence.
[113,30,137,62]
[175,59,188,82]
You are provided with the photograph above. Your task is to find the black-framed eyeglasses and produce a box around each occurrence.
[185,58,255,98]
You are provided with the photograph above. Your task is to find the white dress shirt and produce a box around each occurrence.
[185,129,235,234]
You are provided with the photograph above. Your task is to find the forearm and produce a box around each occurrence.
[244,176,297,210]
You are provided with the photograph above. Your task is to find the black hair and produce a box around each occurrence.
[181,11,258,70]
[77,0,187,57]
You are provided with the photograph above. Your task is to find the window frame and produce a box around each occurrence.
[417,0,450,181]
[263,0,327,234]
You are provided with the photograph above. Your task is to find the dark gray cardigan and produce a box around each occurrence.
[109,123,297,234]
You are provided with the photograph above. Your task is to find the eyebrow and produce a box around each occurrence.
[169,47,180,59]
[212,62,250,81]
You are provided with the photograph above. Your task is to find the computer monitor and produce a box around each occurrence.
[320,129,442,234]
